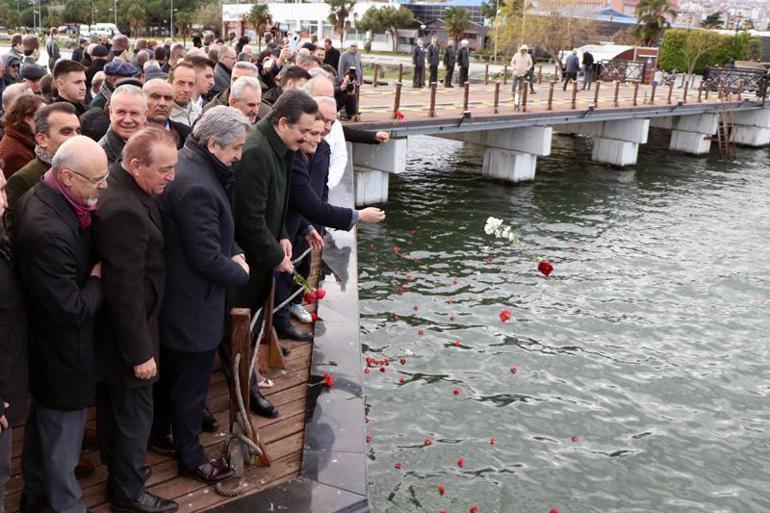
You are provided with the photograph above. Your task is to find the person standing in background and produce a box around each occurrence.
[427,36,440,85]
[443,40,456,87]
[457,39,470,86]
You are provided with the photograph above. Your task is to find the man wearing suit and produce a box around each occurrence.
[443,40,456,87]
[427,36,440,85]
[457,39,470,86]
[234,90,318,417]
[94,127,178,513]
[155,107,251,484]
[13,136,106,513]
[412,39,426,88]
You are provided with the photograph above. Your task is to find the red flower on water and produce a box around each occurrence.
[365,434,372,443]
[538,260,554,277]
[392,313,399,321]
[510,365,518,374]
[470,506,479,513]
[364,368,370,374]
[394,462,402,470]
[457,457,465,467]
[399,377,405,383]
[453,278,459,285]
[399,358,407,365]
[413,305,419,311]
[418,330,424,336]
[395,111,405,120]
[499,309,512,322]
[550,509,560,513]
[315,288,326,299]
[379,366,386,373]
[486,256,493,263]
[449,315,456,321]
[424,438,433,446]
[365,416,370,423]
[391,246,400,255]
[454,339,462,347]
[304,291,317,304]
[571,435,579,442]
[323,373,334,387]
[489,438,497,445]
[437,484,445,495]
[453,389,461,396]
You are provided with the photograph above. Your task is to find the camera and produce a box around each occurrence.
[346,66,357,92]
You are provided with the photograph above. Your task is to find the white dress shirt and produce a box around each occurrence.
[325,120,348,189]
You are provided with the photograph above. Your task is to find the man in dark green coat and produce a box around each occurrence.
[234,90,318,416]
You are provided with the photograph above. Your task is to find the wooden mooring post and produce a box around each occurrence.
[613,80,620,107]
[571,80,578,109]
[493,81,500,114]
[373,65,379,87]
[537,65,543,84]
[632,82,639,106]
[682,79,688,104]
[667,82,673,104]
[463,81,470,111]
[392,82,402,120]
[398,64,403,83]
[593,80,601,107]
[484,64,489,85]
[704,80,710,100]
[650,83,657,105]
[503,65,508,85]
[547,81,555,111]
[697,81,703,103]
[521,85,528,112]
[429,82,437,117]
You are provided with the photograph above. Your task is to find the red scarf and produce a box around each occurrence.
[43,170,97,230]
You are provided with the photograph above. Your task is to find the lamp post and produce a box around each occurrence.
[170,0,174,39]
[114,0,117,26]
[519,0,527,47]
[493,4,499,63]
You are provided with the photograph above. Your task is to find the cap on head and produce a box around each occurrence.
[22,64,47,81]
[91,45,109,58]
[105,61,141,78]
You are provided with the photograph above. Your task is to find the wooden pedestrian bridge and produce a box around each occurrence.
[343,74,770,205]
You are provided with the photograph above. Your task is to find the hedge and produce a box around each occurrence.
[658,29,759,74]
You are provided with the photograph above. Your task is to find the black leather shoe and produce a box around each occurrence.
[182,460,235,484]
[147,433,176,456]
[110,492,178,513]
[141,465,152,483]
[250,392,279,418]
[277,325,312,342]
[201,407,219,433]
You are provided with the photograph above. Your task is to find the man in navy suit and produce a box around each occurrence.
[155,107,251,484]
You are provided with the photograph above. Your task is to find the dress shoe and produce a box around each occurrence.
[277,325,312,342]
[201,407,219,433]
[141,465,152,483]
[289,303,312,323]
[250,392,279,418]
[75,455,95,478]
[111,492,178,513]
[147,433,176,456]
[182,459,235,484]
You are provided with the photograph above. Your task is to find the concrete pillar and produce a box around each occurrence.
[730,109,770,147]
[443,126,552,183]
[669,113,717,155]
[566,119,649,167]
[351,139,408,206]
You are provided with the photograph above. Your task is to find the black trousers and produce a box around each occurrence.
[413,66,424,88]
[429,65,438,85]
[153,346,215,471]
[96,383,152,501]
[459,66,469,86]
[444,65,454,86]
[563,71,578,90]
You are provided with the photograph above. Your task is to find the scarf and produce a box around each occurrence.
[34,145,52,165]
[43,169,97,230]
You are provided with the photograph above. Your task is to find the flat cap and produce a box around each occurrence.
[91,45,109,58]
[104,60,141,77]
[21,64,47,80]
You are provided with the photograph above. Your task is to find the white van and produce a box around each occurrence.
[93,23,121,37]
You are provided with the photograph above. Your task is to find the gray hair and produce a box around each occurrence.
[302,75,334,95]
[111,84,147,110]
[143,59,160,71]
[232,61,258,77]
[307,67,332,79]
[313,96,336,110]
[230,76,261,101]
[193,106,250,146]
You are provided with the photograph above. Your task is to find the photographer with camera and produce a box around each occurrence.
[334,65,359,120]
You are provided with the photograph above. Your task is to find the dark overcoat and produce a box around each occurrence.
[94,164,165,388]
[158,138,249,353]
[0,234,28,425]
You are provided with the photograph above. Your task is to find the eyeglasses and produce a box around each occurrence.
[65,168,110,185]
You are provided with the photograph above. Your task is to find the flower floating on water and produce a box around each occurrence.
[489,438,497,445]
[379,366,386,373]
[323,374,334,387]
[484,216,519,244]
[499,309,512,322]
[392,245,401,256]
[424,438,433,446]
[510,365,518,374]
[418,329,424,336]
[454,339,462,347]
[364,368,370,374]
[392,313,399,321]
[453,389,461,396]
[365,434,372,443]
[413,305,419,311]
[400,358,407,365]
[550,509,560,513]
[457,457,465,467]
[470,506,479,513]
[537,260,554,277]
[368,242,376,249]
[399,377,406,383]
[394,462,402,470]
[437,484,445,495]
[571,435,579,442]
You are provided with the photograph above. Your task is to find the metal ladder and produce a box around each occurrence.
[716,85,736,160]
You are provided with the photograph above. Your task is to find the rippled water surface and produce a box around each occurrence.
[356,132,770,513]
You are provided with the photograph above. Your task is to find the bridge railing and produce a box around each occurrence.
[704,67,769,93]
[598,60,646,83]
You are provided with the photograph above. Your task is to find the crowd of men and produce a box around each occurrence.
[0,28,387,513]
[410,37,471,89]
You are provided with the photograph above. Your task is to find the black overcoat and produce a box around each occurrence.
[0,234,28,425]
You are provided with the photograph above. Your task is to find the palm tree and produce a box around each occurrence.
[247,4,272,51]
[326,0,357,47]
[635,0,677,46]
[444,7,471,46]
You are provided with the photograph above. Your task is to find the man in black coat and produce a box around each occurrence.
[155,107,250,484]
[0,168,27,507]
[457,40,470,86]
[412,39,426,88]
[323,39,341,72]
[13,136,106,513]
[94,127,178,513]
[428,36,440,85]
[443,40,456,87]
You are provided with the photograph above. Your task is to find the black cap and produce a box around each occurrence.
[21,64,47,81]
[91,45,109,58]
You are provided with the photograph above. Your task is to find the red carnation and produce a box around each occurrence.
[489,438,496,445]
[437,484,445,495]
[424,438,432,446]
[365,434,372,443]
[315,288,326,299]
[550,509,560,513]
[379,366,386,373]
[418,330,424,336]
[322,373,334,387]
[368,243,376,249]
[413,305,419,311]
[510,365,518,374]
[449,315,456,321]
[454,339,462,347]
[571,435,579,442]
[395,111,405,120]
[392,246,400,255]
[457,457,465,467]
[499,309,512,322]
[364,368,370,374]
[453,278,459,284]
[537,260,554,277]
[470,506,478,513]
[452,389,461,396]
[392,313,399,321]
[394,462,402,470]
[304,291,317,304]
[311,312,320,322]
[399,377,405,383]
[399,358,406,365]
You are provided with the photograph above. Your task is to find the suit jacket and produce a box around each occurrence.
[412,46,426,68]
[0,235,28,425]
[443,46,456,67]
[233,118,292,311]
[4,156,48,235]
[167,119,191,149]
[98,128,126,164]
[428,44,440,67]
[458,47,470,69]
[323,47,341,71]
[212,62,232,96]
[95,164,165,387]
[158,138,248,352]
[286,140,353,240]
[12,181,103,410]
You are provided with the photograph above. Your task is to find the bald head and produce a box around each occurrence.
[2,82,32,111]
[303,76,334,97]
[143,78,175,124]
[52,136,109,206]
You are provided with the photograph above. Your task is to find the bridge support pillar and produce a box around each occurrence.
[351,139,408,206]
[563,119,649,167]
[669,113,718,155]
[730,109,770,147]
[443,127,552,183]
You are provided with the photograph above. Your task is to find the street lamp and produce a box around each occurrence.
[170,0,174,39]
[114,0,117,26]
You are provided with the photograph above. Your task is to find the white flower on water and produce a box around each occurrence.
[484,216,519,244]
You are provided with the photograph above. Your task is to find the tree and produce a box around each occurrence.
[126,3,146,36]
[326,0,356,47]
[701,12,723,29]
[480,0,504,22]
[357,5,416,53]
[175,11,194,44]
[679,29,712,87]
[247,4,272,51]
[193,0,222,33]
[444,7,471,46]
[635,0,677,46]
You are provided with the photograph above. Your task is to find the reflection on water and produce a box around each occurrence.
[357,132,770,513]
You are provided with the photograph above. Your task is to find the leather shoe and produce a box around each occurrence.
[277,325,312,342]
[182,459,235,484]
[147,433,176,456]
[110,492,178,513]
[201,407,219,433]
[250,392,279,418]
[141,465,152,483]
[75,455,95,479]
